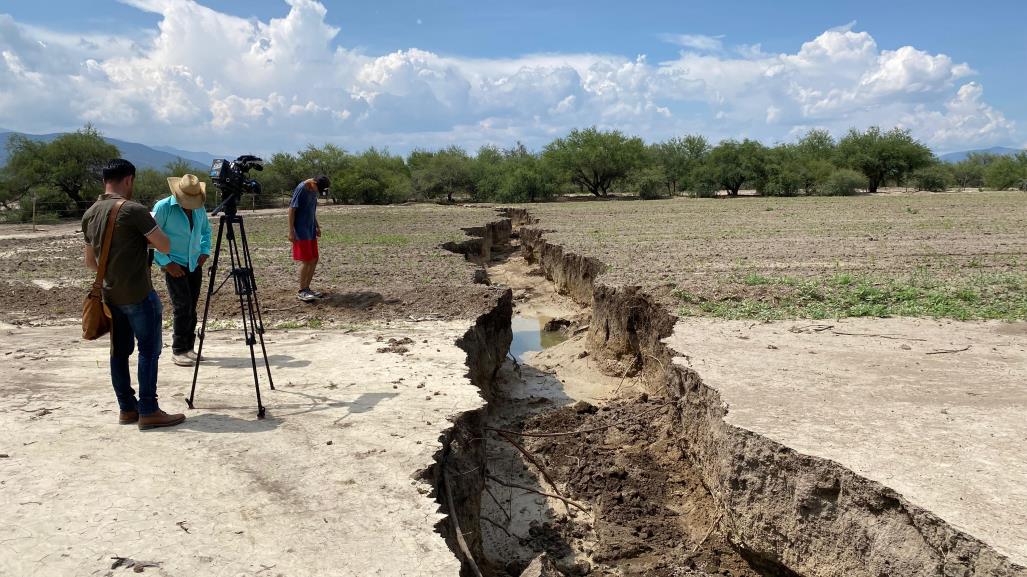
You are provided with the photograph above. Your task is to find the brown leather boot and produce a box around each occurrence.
[138,410,186,430]
[118,410,139,425]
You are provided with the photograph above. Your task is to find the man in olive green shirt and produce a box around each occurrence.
[81,159,186,430]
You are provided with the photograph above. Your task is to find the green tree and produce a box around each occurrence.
[795,129,836,194]
[762,144,803,197]
[820,169,865,196]
[648,135,709,194]
[911,164,951,192]
[255,152,308,205]
[543,127,646,197]
[470,145,506,202]
[4,125,119,215]
[949,154,991,191]
[984,156,1027,191]
[495,145,558,203]
[835,127,933,193]
[335,148,411,204]
[409,146,474,202]
[705,138,767,196]
[133,168,168,208]
[294,144,352,203]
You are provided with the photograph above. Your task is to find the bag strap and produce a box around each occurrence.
[91,199,127,295]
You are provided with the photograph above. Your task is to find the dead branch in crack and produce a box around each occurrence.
[643,352,668,375]
[481,515,517,538]
[444,463,484,577]
[485,403,672,438]
[486,474,589,514]
[926,345,972,355]
[614,360,636,394]
[688,512,723,556]
[483,485,512,523]
[494,430,567,511]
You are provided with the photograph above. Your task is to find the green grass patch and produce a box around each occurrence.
[676,271,1027,321]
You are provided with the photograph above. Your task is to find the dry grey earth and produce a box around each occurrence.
[0,323,483,577]
[669,317,1027,565]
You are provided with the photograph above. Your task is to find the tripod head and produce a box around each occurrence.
[209,155,264,217]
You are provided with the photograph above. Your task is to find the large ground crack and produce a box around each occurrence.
[430,207,1025,577]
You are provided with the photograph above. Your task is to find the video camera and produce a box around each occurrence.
[209,155,264,216]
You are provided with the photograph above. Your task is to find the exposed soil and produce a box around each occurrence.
[0,204,504,326]
[520,397,765,577]
[512,192,1027,318]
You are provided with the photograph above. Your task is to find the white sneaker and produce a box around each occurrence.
[297,289,317,302]
[185,350,201,362]
[172,353,194,367]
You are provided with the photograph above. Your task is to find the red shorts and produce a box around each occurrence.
[291,239,319,262]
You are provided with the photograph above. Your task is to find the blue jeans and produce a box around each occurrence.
[109,290,163,415]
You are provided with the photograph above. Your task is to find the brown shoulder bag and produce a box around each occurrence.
[82,199,126,340]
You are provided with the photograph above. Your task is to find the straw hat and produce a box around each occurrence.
[166,174,207,210]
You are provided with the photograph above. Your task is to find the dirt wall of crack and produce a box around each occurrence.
[429,218,516,576]
[508,208,1026,577]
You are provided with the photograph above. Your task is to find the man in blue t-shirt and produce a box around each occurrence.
[289,175,330,302]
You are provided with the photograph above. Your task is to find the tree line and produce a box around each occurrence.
[2,125,1025,220]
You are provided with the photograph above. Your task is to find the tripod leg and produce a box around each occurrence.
[188,216,225,409]
[237,218,275,390]
[227,220,265,419]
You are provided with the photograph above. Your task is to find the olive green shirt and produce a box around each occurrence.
[81,195,159,306]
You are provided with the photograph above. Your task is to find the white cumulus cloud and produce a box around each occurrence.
[0,3,1017,155]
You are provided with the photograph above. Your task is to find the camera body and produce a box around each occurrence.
[209,155,264,215]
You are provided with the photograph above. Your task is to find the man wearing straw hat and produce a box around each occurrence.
[153,174,212,367]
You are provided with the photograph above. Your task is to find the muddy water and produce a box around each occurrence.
[510,315,568,362]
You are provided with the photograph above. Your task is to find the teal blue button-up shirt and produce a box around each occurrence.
[152,195,212,272]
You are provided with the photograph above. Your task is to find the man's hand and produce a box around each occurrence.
[198,254,209,267]
[164,262,186,278]
[288,228,297,242]
[315,225,321,239]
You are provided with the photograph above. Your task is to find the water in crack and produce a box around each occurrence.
[510,315,568,363]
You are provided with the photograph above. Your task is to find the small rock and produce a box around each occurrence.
[576,351,589,359]
[572,400,598,415]
[543,318,571,332]
[326,440,333,446]
[900,344,912,350]
[767,344,778,350]
[519,553,565,577]
[0,454,9,458]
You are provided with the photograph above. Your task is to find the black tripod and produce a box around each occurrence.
[187,194,274,418]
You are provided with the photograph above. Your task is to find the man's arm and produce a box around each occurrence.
[288,207,297,242]
[151,201,172,267]
[146,227,171,254]
[83,244,98,272]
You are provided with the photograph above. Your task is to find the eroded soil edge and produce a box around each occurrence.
[431,207,1025,577]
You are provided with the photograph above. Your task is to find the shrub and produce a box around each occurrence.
[762,171,803,197]
[912,166,951,192]
[633,167,667,199]
[685,165,719,198]
[820,169,865,196]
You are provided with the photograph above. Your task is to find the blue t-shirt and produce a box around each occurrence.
[290,181,318,241]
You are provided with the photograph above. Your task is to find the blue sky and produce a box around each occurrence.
[1,0,1023,154]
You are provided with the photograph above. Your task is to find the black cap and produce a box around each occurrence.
[314,175,331,192]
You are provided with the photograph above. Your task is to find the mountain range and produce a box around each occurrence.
[0,128,219,172]
[938,146,1024,163]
